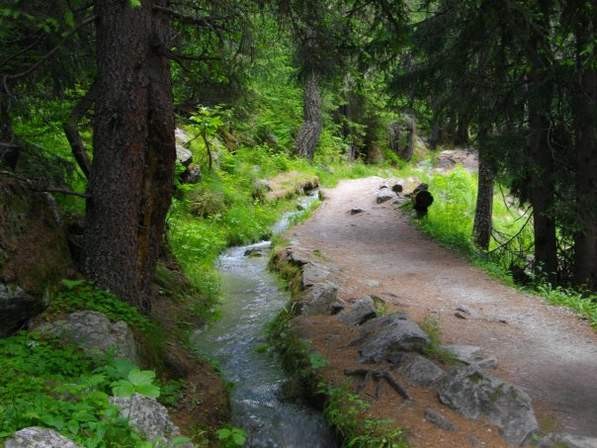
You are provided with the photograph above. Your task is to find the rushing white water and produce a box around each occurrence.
[191,191,338,448]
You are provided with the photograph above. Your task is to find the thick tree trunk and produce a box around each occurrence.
[454,113,470,146]
[528,0,558,281]
[573,9,597,290]
[473,140,494,251]
[84,0,176,311]
[0,91,19,169]
[295,70,322,160]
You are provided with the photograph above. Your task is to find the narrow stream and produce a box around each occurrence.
[191,191,338,448]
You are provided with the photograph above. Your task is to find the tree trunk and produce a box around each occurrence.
[295,70,322,160]
[527,0,558,281]
[573,8,597,290]
[454,113,470,146]
[473,138,494,251]
[84,0,176,311]
[0,91,19,169]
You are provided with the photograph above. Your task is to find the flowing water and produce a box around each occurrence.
[191,191,338,448]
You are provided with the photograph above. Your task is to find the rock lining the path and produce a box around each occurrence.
[337,296,377,326]
[442,344,497,370]
[0,283,42,337]
[5,427,80,448]
[437,366,538,446]
[397,352,446,387]
[300,282,339,316]
[357,314,431,362]
[376,189,395,204]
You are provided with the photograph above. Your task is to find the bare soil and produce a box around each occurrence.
[286,177,597,443]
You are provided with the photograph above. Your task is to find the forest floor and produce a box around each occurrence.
[285,177,597,443]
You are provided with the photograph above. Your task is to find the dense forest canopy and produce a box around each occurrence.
[0,0,595,306]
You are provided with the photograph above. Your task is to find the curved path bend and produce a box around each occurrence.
[288,177,597,437]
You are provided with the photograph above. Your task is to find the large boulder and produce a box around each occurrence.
[301,262,331,289]
[110,394,193,447]
[0,283,43,336]
[5,427,80,448]
[357,314,430,363]
[337,296,377,326]
[538,433,597,448]
[299,283,338,316]
[36,311,138,363]
[176,145,193,167]
[0,179,72,337]
[437,366,538,446]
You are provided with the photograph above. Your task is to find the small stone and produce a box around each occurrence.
[456,305,472,315]
[180,164,201,183]
[376,190,395,204]
[5,427,80,448]
[455,311,469,319]
[392,183,404,193]
[350,208,365,215]
[424,408,456,432]
[442,345,497,370]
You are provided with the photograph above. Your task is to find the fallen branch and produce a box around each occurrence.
[344,368,411,400]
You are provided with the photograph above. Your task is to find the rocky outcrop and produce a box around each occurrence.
[538,433,597,448]
[5,427,79,448]
[0,178,72,337]
[337,296,377,326]
[0,283,43,337]
[36,310,138,363]
[437,366,538,445]
[376,189,395,204]
[424,408,456,432]
[357,314,430,363]
[110,394,193,447]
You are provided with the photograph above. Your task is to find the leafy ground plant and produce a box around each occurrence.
[216,426,247,448]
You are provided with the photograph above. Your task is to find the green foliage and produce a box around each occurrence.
[216,426,247,448]
[323,385,407,448]
[50,280,155,334]
[0,334,151,447]
[111,369,161,399]
[420,316,457,365]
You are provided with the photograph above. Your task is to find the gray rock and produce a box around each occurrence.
[538,433,597,448]
[300,283,338,316]
[358,314,430,362]
[392,183,404,193]
[5,427,80,448]
[37,311,138,363]
[442,345,497,370]
[398,352,446,387]
[301,262,330,288]
[176,144,193,167]
[0,283,42,337]
[337,296,377,326]
[181,164,201,183]
[376,189,395,204]
[424,408,456,432]
[254,179,273,192]
[175,127,191,145]
[438,366,538,445]
[350,208,365,215]
[110,394,193,447]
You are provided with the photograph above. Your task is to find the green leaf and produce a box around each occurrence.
[217,428,231,440]
[128,369,155,386]
[134,383,160,398]
[232,431,247,446]
[112,380,135,397]
[61,279,85,290]
[129,0,141,8]
[64,10,74,28]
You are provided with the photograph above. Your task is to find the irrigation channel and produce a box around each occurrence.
[191,191,338,448]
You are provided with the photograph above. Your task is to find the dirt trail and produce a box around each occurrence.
[288,177,597,438]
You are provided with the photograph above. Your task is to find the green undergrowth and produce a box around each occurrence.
[414,166,597,327]
[0,332,192,448]
[266,306,408,448]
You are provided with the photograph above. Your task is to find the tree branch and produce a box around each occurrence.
[152,5,227,30]
[4,15,95,81]
[63,81,97,178]
[0,170,89,198]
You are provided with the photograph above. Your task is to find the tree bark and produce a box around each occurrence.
[473,137,494,251]
[84,0,176,311]
[573,8,597,290]
[527,0,558,281]
[295,70,322,160]
[0,91,19,169]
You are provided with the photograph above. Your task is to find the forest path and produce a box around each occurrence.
[288,177,597,438]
